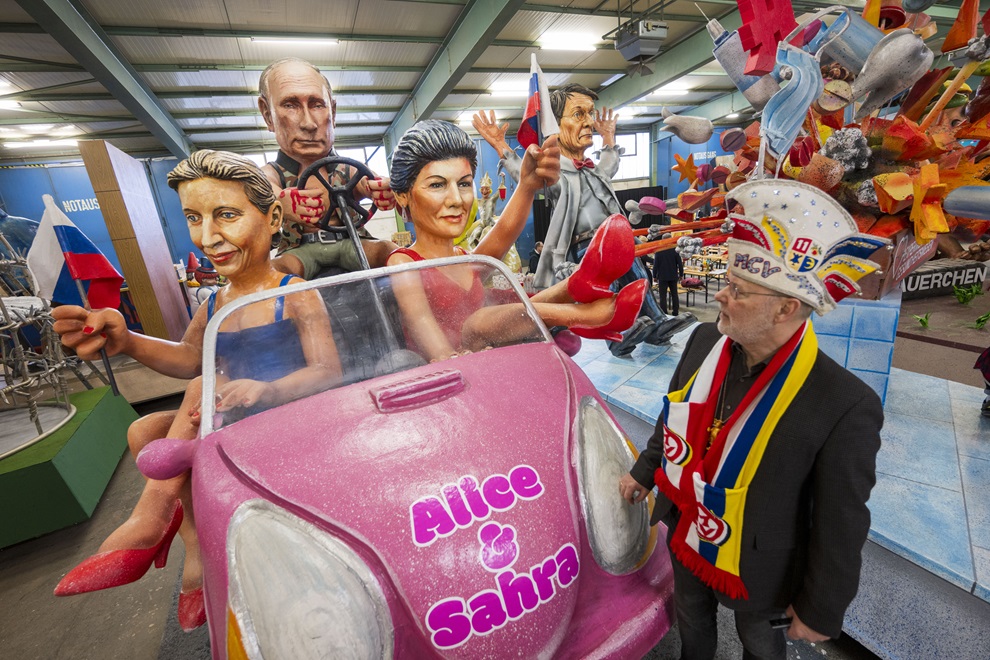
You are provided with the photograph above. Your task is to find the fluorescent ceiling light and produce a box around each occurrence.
[4,139,77,149]
[0,100,22,109]
[601,74,624,87]
[539,33,597,51]
[726,113,740,119]
[250,36,339,45]
[458,111,477,125]
[21,124,54,132]
[616,107,643,118]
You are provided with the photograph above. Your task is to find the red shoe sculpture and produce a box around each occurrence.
[178,586,207,631]
[54,501,183,596]
[570,279,648,342]
[567,214,636,303]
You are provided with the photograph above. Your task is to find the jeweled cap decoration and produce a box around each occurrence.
[725,180,889,314]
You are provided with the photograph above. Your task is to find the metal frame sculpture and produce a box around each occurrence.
[0,232,103,456]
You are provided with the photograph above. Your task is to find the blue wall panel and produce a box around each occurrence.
[655,127,732,202]
[0,167,55,223]
[0,165,123,272]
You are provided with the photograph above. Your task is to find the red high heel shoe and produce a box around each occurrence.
[570,279,647,342]
[54,501,183,596]
[567,214,636,303]
[178,586,207,631]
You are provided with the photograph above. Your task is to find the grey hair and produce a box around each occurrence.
[549,83,598,121]
[389,120,477,195]
[258,57,333,101]
[167,150,277,214]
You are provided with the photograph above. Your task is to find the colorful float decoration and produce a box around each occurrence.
[646,0,990,296]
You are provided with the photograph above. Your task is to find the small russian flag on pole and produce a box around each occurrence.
[27,194,123,310]
[517,53,560,149]
[27,194,123,395]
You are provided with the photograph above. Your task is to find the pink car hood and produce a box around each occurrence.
[214,342,589,657]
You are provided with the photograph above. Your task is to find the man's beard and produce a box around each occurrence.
[717,299,776,347]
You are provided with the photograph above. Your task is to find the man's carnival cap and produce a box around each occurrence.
[724,180,889,314]
[480,172,493,188]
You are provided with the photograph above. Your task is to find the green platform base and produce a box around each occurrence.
[0,386,137,549]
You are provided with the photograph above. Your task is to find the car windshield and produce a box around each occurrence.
[198,255,549,433]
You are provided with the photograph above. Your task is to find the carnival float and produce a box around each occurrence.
[638,0,990,300]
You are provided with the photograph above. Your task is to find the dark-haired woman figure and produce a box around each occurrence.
[385,120,645,362]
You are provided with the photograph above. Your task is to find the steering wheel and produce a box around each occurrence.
[297,155,376,233]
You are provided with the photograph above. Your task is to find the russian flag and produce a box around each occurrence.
[517,53,560,149]
[27,194,123,310]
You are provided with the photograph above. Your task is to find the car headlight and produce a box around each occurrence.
[226,500,394,659]
[576,397,654,575]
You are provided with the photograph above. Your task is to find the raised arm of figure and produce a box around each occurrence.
[471,110,512,155]
[52,304,207,380]
[475,135,560,261]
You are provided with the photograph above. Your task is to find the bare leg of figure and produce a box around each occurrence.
[271,253,306,277]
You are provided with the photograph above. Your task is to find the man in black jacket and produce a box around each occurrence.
[528,241,543,274]
[619,180,887,660]
[652,248,684,316]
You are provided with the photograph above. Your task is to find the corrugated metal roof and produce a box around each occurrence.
[0,0,804,159]
[86,0,230,26]
[351,0,459,36]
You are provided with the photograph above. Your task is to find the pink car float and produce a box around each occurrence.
[139,255,673,658]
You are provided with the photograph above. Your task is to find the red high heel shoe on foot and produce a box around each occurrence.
[54,501,183,596]
[570,279,647,342]
[567,214,636,303]
[178,586,207,631]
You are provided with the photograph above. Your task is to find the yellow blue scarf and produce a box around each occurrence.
[655,322,817,599]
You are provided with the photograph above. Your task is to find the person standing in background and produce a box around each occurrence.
[653,248,683,316]
[528,241,543,273]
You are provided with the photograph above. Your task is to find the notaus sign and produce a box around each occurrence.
[61,198,100,213]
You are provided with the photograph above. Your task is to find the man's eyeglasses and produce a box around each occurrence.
[566,109,593,122]
[720,278,787,300]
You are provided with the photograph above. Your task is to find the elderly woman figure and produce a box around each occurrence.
[50,150,341,630]
[385,120,645,363]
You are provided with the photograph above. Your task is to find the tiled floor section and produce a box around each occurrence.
[574,324,990,606]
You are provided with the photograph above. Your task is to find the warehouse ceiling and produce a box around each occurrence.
[0,0,973,162]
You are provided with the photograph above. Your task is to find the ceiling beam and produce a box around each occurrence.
[389,0,708,20]
[15,88,496,102]
[524,3,705,22]
[11,0,192,158]
[383,0,527,153]
[0,22,610,50]
[0,94,731,127]
[0,61,626,75]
